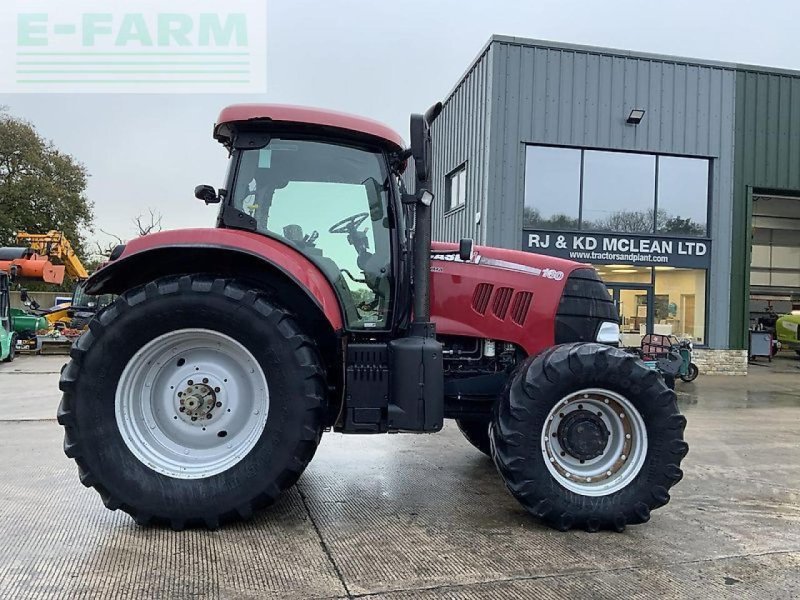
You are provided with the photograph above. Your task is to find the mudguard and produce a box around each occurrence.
[87,228,344,331]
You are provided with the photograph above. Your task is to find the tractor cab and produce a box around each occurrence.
[201,105,419,333]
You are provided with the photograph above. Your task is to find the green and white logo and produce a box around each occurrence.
[1,1,267,93]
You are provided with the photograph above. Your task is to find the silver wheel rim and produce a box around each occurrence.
[115,328,269,480]
[541,388,647,496]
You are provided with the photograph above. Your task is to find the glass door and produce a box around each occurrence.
[608,285,653,348]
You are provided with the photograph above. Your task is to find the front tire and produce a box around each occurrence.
[680,362,699,382]
[57,276,327,529]
[490,343,688,532]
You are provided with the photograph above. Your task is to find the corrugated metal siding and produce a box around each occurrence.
[729,71,800,348]
[430,45,493,243]
[481,40,736,348]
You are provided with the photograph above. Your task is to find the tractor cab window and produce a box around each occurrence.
[231,138,393,330]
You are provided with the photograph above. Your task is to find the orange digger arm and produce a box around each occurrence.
[0,255,66,284]
[15,231,89,280]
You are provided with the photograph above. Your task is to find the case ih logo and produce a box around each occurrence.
[0,0,267,93]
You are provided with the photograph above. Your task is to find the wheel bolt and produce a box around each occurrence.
[216,401,222,407]
[177,392,182,397]
[206,413,213,419]
[179,407,185,412]
[191,416,197,421]
[202,378,209,384]
[214,387,221,393]
[188,380,193,385]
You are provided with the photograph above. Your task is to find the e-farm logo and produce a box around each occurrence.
[0,1,267,93]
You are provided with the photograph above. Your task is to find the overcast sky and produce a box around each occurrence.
[2,0,800,248]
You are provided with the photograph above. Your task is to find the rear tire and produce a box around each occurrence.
[490,343,687,532]
[455,418,492,457]
[57,275,327,529]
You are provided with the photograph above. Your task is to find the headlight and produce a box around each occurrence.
[596,321,620,344]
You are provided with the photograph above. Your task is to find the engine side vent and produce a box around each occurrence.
[492,287,514,319]
[510,291,533,326]
[471,283,494,314]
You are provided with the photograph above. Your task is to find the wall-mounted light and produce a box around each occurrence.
[627,109,646,125]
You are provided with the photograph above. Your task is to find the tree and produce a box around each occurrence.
[92,209,164,263]
[523,206,579,230]
[134,208,163,236]
[0,110,94,257]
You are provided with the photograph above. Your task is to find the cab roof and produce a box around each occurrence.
[214,104,406,152]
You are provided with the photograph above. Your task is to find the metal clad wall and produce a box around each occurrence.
[480,39,736,348]
[729,70,800,348]
[430,45,493,243]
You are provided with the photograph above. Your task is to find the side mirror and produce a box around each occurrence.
[409,114,430,183]
[459,238,474,262]
[195,184,220,204]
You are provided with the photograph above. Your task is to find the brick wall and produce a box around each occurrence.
[692,349,748,375]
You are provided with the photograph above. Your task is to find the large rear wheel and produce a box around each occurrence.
[58,276,327,529]
[491,343,688,532]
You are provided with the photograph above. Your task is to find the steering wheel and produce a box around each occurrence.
[329,212,369,234]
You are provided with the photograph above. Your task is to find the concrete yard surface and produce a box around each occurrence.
[1,354,799,599]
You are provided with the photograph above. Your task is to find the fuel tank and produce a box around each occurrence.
[429,242,617,356]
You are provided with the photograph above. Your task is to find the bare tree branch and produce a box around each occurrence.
[134,208,163,236]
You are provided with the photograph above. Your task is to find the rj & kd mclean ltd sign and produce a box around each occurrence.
[523,230,712,269]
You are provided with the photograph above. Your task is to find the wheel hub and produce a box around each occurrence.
[557,409,610,460]
[178,382,219,423]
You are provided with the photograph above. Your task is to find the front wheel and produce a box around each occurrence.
[491,343,688,532]
[680,362,699,382]
[57,276,327,529]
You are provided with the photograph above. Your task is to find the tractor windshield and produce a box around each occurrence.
[230,138,393,330]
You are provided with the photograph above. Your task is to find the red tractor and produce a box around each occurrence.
[58,104,687,532]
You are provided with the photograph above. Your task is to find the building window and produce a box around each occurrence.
[593,264,707,345]
[523,146,581,229]
[582,151,656,233]
[657,156,709,236]
[653,268,706,343]
[523,146,710,236]
[446,164,467,212]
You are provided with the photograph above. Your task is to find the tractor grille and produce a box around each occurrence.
[491,287,514,319]
[510,291,533,326]
[471,283,493,315]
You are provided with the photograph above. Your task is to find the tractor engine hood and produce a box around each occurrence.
[429,241,619,356]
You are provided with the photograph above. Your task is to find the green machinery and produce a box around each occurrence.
[0,272,15,362]
[776,314,800,355]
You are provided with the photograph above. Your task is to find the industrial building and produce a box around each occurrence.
[430,35,800,372]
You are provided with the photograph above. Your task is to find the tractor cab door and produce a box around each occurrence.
[229,137,395,331]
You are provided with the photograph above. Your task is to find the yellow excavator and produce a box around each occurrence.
[14,231,89,281]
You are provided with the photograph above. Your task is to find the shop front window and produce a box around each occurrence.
[582,151,656,233]
[595,265,707,345]
[657,156,709,236]
[523,146,710,236]
[653,268,706,344]
[523,146,581,229]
